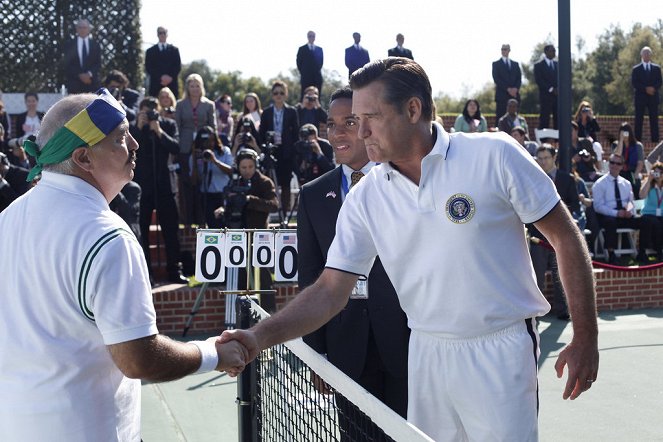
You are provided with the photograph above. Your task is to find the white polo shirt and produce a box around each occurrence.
[0,171,158,441]
[326,123,557,338]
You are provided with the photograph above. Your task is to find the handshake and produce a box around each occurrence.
[208,329,260,377]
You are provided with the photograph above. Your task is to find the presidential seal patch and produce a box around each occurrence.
[445,193,475,224]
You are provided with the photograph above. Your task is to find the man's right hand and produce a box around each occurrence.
[218,329,260,363]
[215,339,249,377]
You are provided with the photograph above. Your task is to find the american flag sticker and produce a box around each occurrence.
[282,234,296,245]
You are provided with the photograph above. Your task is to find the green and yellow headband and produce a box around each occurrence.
[24,88,126,181]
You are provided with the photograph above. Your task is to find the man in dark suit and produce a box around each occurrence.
[345,32,370,78]
[492,44,522,125]
[534,44,558,129]
[298,87,410,431]
[632,46,662,142]
[528,144,579,320]
[145,27,182,98]
[63,19,102,94]
[296,31,324,101]
[259,81,300,216]
[387,33,413,60]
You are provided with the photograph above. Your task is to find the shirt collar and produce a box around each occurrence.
[38,171,109,209]
[382,121,450,177]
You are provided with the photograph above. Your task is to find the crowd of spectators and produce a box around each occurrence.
[2,22,662,283]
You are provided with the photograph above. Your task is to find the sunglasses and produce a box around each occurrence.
[272,91,285,96]
[609,161,624,166]
[158,31,167,35]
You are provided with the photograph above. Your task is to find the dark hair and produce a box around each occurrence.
[139,96,160,111]
[619,122,637,146]
[236,148,258,166]
[242,92,262,115]
[544,44,555,52]
[536,143,557,157]
[461,99,482,122]
[195,125,222,151]
[349,58,434,122]
[329,86,353,104]
[271,80,288,94]
[103,70,129,88]
[24,92,39,101]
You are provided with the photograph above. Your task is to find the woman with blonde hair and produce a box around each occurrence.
[574,100,601,141]
[157,87,177,120]
[175,73,217,224]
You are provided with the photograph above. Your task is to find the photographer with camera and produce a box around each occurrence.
[0,151,30,213]
[104,70,140,123]
[131,97,187,284]
[573,138,602,183]
[190,126,233,229]
[224,149,279,310]
[639,162,663,260]
[296,86,327,133]
[294,123,334,185]
[574,101,601,142]
[231,116,261,156]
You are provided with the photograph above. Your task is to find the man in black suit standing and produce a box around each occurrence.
[145,27,182,98]
[528,144,579,320]
[534,44,558,129]
[63,19,102,94]
[492,44,521,125]
[298,87,410,429]
[632,46,662,142]
[387,33,413,60]
[345,32,370,78]
[259,81,300,216]
[296,31,324,101]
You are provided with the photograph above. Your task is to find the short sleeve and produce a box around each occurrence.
[84,230,158,345]
[500,140,560,224]
[325,189,377,277]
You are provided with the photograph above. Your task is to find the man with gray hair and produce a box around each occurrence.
[63,18,102,93]
[0,89,246,440]
[632,46,662,142]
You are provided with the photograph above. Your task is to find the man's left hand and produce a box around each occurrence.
[554,334,599,400]
[161,74,173,86]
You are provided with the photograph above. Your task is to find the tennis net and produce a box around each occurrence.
[236,296,433,442]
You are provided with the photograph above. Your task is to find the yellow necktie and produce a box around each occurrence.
[350,171,364,187]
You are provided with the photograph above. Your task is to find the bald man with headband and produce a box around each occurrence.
[0,89,246,440]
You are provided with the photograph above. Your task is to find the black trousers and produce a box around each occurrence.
[642,215,663,251]
[596,214,653,252]
[139,189,182,275]
[538,94,558,129]
[634,94,660,142]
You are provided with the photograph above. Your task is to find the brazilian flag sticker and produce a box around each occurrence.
[205,235,219,244]
[232,234,242,241]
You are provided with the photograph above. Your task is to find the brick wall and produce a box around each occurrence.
[155,268,663,335]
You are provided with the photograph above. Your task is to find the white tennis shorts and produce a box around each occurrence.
[408,319,540,441]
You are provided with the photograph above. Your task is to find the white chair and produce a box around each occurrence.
[534,128,559,144]
[594,228,638,260]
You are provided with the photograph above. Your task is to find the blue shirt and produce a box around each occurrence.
[189,146,233,193]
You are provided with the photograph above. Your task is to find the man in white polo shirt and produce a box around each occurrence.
[221,58,599,441]
[0,89,246,441]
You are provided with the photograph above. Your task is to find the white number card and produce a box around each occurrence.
[274,232,298,282]
[252,232,275,268]
[225,231,247,268]
[195,231,226,282]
